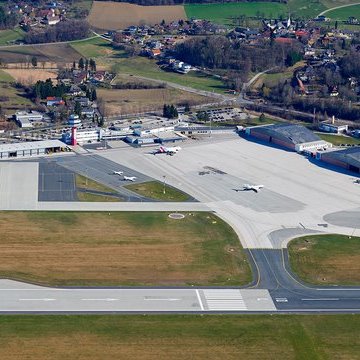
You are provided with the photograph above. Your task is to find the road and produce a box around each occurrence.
[317,2,360,17]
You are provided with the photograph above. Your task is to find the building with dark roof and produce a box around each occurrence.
[317,147,360,173]
[245,123,331,152]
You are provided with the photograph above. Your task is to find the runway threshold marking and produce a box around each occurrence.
[196,289,204,311]
[144,298,181,301]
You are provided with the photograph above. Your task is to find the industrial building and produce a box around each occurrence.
[245,123,331,153]
[317,147,360,173]
[14,111,44,128]
[0,140,70,159]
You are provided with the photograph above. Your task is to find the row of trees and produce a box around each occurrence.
[74,58,97,72]
[24,19,89,44]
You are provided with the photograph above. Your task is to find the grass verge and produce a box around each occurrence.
[0,315,360,359]
[125,181,191,201]
[77,191,121,202]
[0,211,251,286]
[317,133,360,146]
[288,234,360,285]
[70,36,113,58]
[75,174,118,194]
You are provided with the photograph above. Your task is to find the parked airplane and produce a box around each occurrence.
[354,179,360,184]
[234,184,264,193]
[113,171,123,175]
[243,184,264,192]
[123,176,137,182]
[155,146,181,156]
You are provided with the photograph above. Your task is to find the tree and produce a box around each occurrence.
[335,20,338,30]
[31,56,37,68]
[85,58,89,71]
[259,113,266,122]
[197,111,210,122]
[74,101,82,117]
[78,58,84,70]
[72,60,76,70]
[184,103,190,113]
[91,88,97,101]
[89,59,96,71]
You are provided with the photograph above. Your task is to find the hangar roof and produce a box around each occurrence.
[252,123,320,145]
[324,147,360,169]
[0,140,67,153]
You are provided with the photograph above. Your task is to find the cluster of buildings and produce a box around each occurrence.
[10,2,67,34]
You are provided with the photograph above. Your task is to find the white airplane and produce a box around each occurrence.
[113,171,123,176]
[123,176,137,182]
[155,146,181,156]
[354,179,360,184]
[236,184,264,193]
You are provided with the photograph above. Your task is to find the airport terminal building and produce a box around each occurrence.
[245,123,331,153]
[317,147,360,173]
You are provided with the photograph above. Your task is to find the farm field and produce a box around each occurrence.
[0,43,82,65]
[185,2,287,25]
[324,4,360,19]
[0,211,251,286]
[2,68,57,85]
[97,86,210,115]
[1,315,360,359]
[289,234,360,285]
[111,57,226,93]
[70,36,113,58]
[0,70,33,114]
[88,1,186,30]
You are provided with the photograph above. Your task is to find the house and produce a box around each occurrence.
[67,85,84,97]
[150,48,161,58]
[81,107,95,118]
[73,97,90,107]
[46,97,65,106]
[45,15,60,25]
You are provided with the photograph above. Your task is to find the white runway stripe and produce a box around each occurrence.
[203,289,247,311]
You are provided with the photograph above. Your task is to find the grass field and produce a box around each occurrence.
[2,68,58,85]
[317,133,360,145]
[185,2,287,25]
[1,315,360,359]
[289,234,360,285]
[75,174,118,194]
[0,211,251,286]
[97,86,210,115]
[324,4,360,19]
[88,1,186,30]
[70,36,113,58]
[0,70,33,114]
[125,181,191,202]
[111,57,226,93]
[0,28,24,46]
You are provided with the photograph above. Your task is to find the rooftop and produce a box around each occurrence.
[0,140,67,153]
[323,147,360,169]
[253,123,321,145]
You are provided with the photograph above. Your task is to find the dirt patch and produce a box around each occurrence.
[88,1,186,30]
[3,68,58,85]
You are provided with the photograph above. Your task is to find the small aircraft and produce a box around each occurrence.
[155,146,181,156]
[354,179,360,184]
[234,184,264,193]
[113,171,123,176]
[123,176,137,182]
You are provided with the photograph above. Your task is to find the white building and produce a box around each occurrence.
[0,140,70,159]
[68,114,81,126]
[14,111,43,128]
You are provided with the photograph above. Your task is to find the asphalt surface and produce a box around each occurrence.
[38,161,77,202]
[54,154,154,201]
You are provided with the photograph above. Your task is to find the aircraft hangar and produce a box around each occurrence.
[245,123,331,153]
[317,147,360,173]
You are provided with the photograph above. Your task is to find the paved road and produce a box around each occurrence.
[317,2,360,17]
